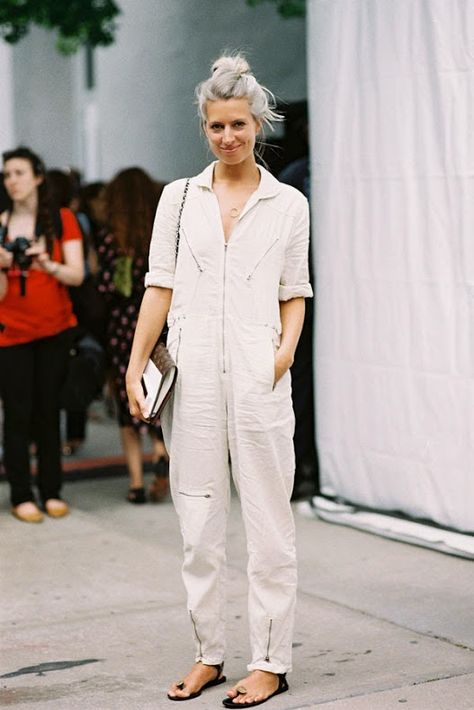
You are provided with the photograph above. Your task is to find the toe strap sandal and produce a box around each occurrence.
[222,673,288,708]
[168,662,226,701]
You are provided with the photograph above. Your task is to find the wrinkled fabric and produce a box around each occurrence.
[147,162,312,672]
[309,0,474,533]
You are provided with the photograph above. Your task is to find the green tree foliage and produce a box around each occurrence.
[246,0,305,18]
[0,0,120,54]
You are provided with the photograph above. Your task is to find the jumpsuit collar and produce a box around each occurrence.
[194,161,282,202]
[193,162,281,241]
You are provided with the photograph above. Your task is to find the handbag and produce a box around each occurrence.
[142,178,190,422]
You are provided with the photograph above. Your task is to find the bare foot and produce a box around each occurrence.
[167,661,222,699]
[226,670,280,705]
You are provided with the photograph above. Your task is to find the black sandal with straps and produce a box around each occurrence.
[127,487,146,504]
[222,673,288,708]
[168,662,226,701]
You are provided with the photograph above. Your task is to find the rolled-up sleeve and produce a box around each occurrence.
[144,182,183,289]
[279,196,313,301]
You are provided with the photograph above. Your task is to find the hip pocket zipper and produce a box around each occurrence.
[174,327,182,365]
[178,491,211,498]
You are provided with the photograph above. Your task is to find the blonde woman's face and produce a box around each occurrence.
[204,98,260,165]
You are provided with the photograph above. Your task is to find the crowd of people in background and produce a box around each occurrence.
[0,147,84,523]
[0,142,318,523]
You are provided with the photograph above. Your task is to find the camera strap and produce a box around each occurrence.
[1,210,54,240]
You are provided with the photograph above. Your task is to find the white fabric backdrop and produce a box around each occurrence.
[308,0,474,532]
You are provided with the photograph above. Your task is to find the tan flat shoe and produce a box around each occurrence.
[45,499,70,518]
[11,502,44,523]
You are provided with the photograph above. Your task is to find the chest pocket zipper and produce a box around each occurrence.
[182,228,204,272]
[246,237,280,281]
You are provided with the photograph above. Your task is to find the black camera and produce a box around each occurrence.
[0,226,33,295]
[2,237,33,271]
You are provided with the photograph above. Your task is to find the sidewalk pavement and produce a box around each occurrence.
[1,408,473,709]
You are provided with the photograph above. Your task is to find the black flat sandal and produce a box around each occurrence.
[127,487,146,504]
[222,673,288,708]
[168,662,226,701]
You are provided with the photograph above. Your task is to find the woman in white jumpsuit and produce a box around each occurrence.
[127,55,312,708]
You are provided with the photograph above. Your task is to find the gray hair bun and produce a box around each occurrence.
[211,55,251,77]
[196,53,281,130]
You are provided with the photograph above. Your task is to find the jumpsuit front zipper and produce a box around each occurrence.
[265,619,273,662]
[222,242,228,373]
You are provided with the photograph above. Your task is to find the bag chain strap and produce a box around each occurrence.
[175,178,190,263]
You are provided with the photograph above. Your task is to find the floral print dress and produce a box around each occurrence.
[97,231,161,434]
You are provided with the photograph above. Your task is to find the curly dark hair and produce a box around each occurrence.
[2,146,57,255]
[102,167,162,256]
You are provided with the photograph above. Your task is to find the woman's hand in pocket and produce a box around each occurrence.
[273,349,294,388]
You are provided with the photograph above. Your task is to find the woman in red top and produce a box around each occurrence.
[0,147,84,523]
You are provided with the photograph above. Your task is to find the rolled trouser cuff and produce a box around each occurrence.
[247,661,291,674]
[195,656,225,666]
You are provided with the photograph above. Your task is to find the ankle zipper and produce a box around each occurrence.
[265,619,273,662]
[190,611,203,658]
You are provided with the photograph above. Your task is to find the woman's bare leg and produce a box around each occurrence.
[120,426,143,489]
[150,430,168,463]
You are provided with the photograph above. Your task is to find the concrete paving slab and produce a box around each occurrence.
[1,477,473,710]
[2,592,473,709]
[296,514,474,649]
[306,673,474,710]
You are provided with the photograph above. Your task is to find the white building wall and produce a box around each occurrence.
[9,29,74,168]
[308,0,474,532]
[0,42,15,154]
[74,0,307,181]
[8,3,306,180]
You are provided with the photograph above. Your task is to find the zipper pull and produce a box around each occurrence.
[265,619,273,662]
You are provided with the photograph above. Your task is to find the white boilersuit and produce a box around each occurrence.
[145,162,313,674]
